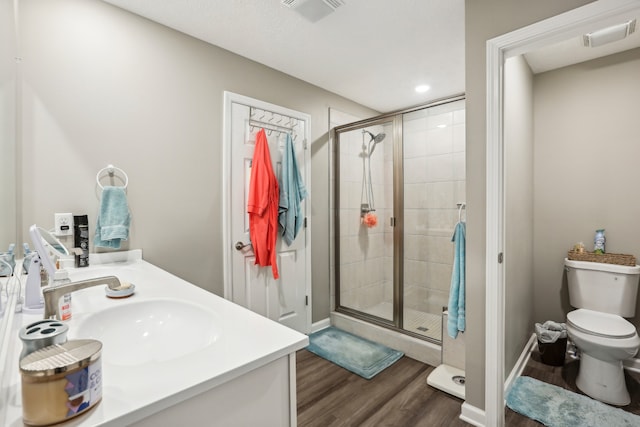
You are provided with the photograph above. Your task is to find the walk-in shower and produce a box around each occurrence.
[333,96,465,345]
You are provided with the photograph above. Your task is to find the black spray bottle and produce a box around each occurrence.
[74,215,89,268]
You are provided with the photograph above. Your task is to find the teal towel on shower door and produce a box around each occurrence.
[447,221,466,338]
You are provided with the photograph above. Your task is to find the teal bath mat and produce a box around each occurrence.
[306,327,403,380]
[506,376,640,427]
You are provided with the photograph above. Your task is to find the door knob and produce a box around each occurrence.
[235,241,252,251]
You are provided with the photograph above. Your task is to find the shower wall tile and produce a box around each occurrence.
[404,285,427,311]
[426,182,455,209]
[453,123,465,152]
[425,154,454,182]
[404,157,428,183]
[403,130,428,158]
[426,127,453,156]
[425,235,455,264]
[404,209,428,234]
[454,180,466,205]
[405,183,427,209]
[427,112,453,129]
[404,234,426,261]
[405,259,428,286]
[426,209,456,232]
[427,289,449,314]
[427,261,453,292]
[453,152,465,180]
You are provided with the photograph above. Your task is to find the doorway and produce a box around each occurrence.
[485,1,640,426]
[222,92,312,334]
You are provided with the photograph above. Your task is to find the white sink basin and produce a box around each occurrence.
[74,298,220,366]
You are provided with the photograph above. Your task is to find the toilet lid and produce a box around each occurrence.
[567,309,637,339]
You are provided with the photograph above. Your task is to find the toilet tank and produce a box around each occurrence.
[565,258,640,317]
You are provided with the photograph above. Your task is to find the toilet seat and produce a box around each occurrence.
[567,309,636,339]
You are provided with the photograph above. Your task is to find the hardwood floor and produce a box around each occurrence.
[296,349,471,427]
[297,349,640,426]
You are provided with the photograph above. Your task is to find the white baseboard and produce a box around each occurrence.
[460,402,485,427]
[310,318,330,333]
[504,333,536,394]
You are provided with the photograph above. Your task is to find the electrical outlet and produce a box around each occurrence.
[54,213,74,236]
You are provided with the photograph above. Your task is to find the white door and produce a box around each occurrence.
[224,95,310,334]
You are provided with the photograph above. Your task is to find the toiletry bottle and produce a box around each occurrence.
[594,229,606,254]
[53,270,72,321]
[73,215,89,268]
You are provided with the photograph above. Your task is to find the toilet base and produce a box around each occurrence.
[576,353,630,406]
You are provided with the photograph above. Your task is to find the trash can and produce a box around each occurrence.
[535,321,568,366]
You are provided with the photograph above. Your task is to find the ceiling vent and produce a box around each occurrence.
[282,0,345,23]
[583,19,636,48]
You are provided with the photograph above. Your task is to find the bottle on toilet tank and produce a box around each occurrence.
[594,229,606,254]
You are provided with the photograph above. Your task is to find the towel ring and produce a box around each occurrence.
[96,164,128,190]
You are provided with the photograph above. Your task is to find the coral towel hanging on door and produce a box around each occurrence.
[247,129,280,279]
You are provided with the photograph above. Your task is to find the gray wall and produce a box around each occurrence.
[533,47,640,330]
[504,55,534,376]
[0,0,16,250]
[18,0,376,322]
[464,0,594,411]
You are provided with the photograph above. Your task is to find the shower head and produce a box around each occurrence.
[363,130,386,156]
[364,130,386,144]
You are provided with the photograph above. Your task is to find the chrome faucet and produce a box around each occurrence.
[42,276,122,320]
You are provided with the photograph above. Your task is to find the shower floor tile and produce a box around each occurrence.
[363,302,442,341]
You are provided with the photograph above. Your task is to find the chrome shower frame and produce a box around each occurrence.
[333,93,465,344]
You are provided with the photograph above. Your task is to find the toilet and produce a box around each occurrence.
[565,258,640,406]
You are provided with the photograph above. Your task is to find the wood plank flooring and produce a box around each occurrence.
[297,348,640,426]
[296,349,470,427]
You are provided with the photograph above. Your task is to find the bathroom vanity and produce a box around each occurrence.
[0,250,308,426]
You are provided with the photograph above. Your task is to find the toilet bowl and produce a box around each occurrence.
[566,309,640,405]
[564,258,640,406]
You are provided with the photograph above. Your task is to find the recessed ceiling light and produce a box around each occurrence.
[437,124,447,128]
[415,85,430,94]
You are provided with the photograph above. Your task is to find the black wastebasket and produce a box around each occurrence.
[538,337,567,366]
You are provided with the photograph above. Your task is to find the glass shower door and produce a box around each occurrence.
[335,119,396,323]
[402,99,465,341]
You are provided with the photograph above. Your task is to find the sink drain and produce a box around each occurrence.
[452,375,466,386]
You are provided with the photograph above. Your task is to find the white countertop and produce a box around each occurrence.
[0,250,308,426]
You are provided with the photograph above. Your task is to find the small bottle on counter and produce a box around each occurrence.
[53,269,72,321]
[594,229,606,254]
[74,215,89,268]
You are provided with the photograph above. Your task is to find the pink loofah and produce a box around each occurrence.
[362,212,378,228]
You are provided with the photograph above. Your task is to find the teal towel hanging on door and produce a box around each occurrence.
[278,133,307,246]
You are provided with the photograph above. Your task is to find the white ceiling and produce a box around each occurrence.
[101,0,640,113]
[101,0,465,113]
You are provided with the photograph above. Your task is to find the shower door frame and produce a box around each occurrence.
[334,113,404,332]
[333,94,466,342]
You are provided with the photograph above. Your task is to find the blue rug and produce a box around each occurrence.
[506,376,640,427]
[306,327,403,380]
